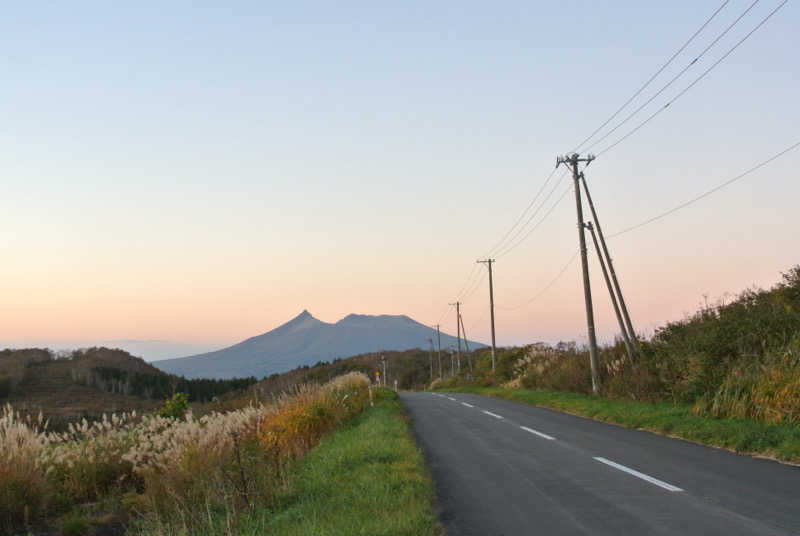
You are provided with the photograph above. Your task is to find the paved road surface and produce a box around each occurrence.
[400,392,800,535]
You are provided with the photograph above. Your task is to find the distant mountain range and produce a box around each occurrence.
[153,310,485,379]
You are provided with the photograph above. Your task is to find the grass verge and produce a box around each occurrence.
[135,390,441,535]
[440,386,800,464]
[260,389,441,535]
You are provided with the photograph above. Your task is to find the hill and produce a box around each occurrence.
[0,347,257,425]
[153,310,485,379]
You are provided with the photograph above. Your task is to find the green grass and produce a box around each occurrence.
[259,390,440,535]
[440,386,800,464]
[134,390,442,536]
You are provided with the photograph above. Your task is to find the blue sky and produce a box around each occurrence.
[2,1,798,358]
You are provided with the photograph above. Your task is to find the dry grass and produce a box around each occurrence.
[0,372,371,535]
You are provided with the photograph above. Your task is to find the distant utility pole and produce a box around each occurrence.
[585,222,635,365]
[434,324,442,379]
[449,302,462,373]
[557,153,600,394]
[477,259,497,372]
[428,338,435,381]
[458,313,473,373]
[381,354,387,387]
[580,172,639,358]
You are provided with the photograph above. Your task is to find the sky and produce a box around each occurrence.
[2,1,798,360]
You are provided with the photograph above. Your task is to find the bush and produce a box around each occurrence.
[155,392,189,420]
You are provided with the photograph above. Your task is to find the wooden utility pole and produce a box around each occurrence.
[580,172,639,356]
[435,324,442,379]
[381,354,387,387]
[557,153,601,394]
[449,302,462,372]
[586,222,635,365]
[477,259,497,372]
[428,338,435,381]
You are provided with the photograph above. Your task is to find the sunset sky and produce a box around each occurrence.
[2,1,798,360]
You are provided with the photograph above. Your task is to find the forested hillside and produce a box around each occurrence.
[0,347,256,424]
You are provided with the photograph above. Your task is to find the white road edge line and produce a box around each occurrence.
[482,410,504,420]
[593,457,683,492]
[461,402,475,408]
[447,396,457,401]
[520,426,555,440]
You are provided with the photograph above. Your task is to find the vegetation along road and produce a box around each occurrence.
[401,391,800,535]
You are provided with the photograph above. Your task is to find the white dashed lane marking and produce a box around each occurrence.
[594,457,683,492]
[520,426,556,440]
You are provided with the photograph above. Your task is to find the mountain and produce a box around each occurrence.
[153,310,485,379]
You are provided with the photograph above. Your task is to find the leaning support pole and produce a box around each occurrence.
[558,153,601,394]
[459,313,473,373]
[580,172,639,353]
[586,222,635,366]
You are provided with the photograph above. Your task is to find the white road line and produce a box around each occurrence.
[520,426,555,440]
[593,457,683,492]
[461,402,475,408]
[447,396,457,401]
[482,410,504,420]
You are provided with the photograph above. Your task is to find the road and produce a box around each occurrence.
[400,391,800,535]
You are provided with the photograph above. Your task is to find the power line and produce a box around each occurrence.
[495,180,573,259]
[461,270,488,303]
[441,3,733,310]
[573,0,731,152]
[496,251,579,311]
[598,0,789,156]
[585,0,760,153]
[484,167,560,257]
[607,140,800,239]
[492,168,570,258]
[468,305,491,333]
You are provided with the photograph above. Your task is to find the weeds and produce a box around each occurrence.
[0,373,371,535]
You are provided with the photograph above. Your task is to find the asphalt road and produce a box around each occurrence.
[400,391,800,536]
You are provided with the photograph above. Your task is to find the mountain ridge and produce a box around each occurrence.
[153,310,485,379]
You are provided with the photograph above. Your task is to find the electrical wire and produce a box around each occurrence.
[598,0,788,156]
[483,167,560,257]
[573,0,731,153]
[607,140,800,238]
[584,0,759,153]
[490,169,569,258]
[469,305,491,333]
[496,251,579,311]
[461,270,489,303]
[495,180,573,259]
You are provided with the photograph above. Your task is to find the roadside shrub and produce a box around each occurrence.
[260,372,369,464]
[155,392,189,420]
